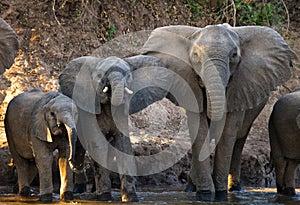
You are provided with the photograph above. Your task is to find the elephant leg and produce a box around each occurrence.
[109,106,138,202]
[184,175,196,192]
[229,100,266,192]
[93,160,112,201]
[31,138,54,202]
[57,141,74,201]
[274,159,286,194]
[14,158,31,197]
[269,120,285,194]
[7,144,33,197]
[27,161,38,184]
[213,111,244,201]
[58,157,74,200]
[74,172,87,193]
[113,133,138,202]
[26,160,38,195]
[186,111,215,201]
[282,160,298,196]
[228,136,247,191]
[73,141,87,193]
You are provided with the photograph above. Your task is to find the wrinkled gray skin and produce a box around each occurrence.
[5,89,78,202]
[0,18,19,73]
[269,89,300,196]
[59,55,168,202]
[140,23,297,201]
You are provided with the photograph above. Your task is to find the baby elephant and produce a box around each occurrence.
[269,89,300,196]
[5,89,78,202]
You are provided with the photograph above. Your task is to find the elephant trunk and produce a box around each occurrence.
[201,59,229,121]
[65,123,78,171]
[108,72,126,106]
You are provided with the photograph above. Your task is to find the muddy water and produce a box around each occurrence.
[0,188,300,205]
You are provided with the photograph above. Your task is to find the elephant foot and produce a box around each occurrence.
[73,183,86,193]
[39,193,53,202]
[61,191,74,201]
[19,186,30,197]
[122,192,139,202]
[215,190,228,201]
[13,184,18,194]
[96,192,112,201]
[276,183,283,194]
[195,190,214,201]
[228,184,242,192]
[282,187,296,196]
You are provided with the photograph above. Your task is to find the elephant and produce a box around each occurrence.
[0,18,19,73]
[268,89,300,196]
[59,55,172,202]
[139,23,297,201]
[4,89,78,202]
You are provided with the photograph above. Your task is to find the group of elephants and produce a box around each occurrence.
[1,17,299,202]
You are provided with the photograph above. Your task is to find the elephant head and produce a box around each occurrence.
[59,56,134,114]
[0,18,19,73]
[141,24,297,121]
[31,92,78,168]
[59,55,170,115]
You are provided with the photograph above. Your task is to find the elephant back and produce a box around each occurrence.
[5,89,44,159]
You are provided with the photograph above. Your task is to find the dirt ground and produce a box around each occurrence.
[0,0,300,192]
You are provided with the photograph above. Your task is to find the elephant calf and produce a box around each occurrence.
[269,89,300,196]
[5,89,78,202]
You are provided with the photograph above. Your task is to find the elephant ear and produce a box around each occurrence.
[0,18,19,74]
[226,25,297,112]
[140,25,201,67]
[59,56,105,114]
[125,55,201,114]
[124,55,168,114]
[31,92,60,142]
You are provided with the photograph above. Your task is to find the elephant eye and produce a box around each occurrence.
[50,111,55,116]
[230,48,239,59]
[232,52,237,58]
[229,48,240,63]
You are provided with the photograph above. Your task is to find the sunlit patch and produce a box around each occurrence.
[246,188,300,193]
[121,194,131,202]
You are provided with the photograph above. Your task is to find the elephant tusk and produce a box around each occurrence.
[124,87,133,95]
[102,86,109,93]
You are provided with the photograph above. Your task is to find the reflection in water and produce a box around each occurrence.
[0,188,300,205]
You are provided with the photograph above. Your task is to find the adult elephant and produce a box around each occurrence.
[0,18,19,73]
[269,89,300,196]
[5,89,78,202]
[140,23,297,201]
[59,55,173,202]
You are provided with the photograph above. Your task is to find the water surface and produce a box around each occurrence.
[0,188,300,205]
